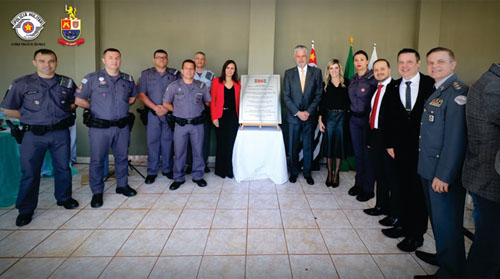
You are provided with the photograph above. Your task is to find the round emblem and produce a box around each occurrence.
[361,88,366,93]
[34,100,40,105]
[11,11,45,40]
[99,77,104,81]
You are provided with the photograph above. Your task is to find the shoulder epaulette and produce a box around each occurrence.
[206,71,214,80]
[167,68,179,76]
[121,73,134,82]
[195,80,206,88]
[58,75,75,88]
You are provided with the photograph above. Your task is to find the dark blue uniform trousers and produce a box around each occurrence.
[89,126,130,194]
[422,177,466,278]
[18,130,72,214]
[289,119,313,178]
[186,108,212,166]
[466,192,500,278]
[146,111,173,175]
[173,123,204,182]
[350,115,375,193]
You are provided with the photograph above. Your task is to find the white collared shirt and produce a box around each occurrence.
[434,73,454,89]
[370,77,392,129]
[399,72,421,110]
[297,65,308,81]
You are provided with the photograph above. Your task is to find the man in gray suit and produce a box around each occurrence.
[415,47,468,278]
[283,45,322,185]
[463,63,500,278]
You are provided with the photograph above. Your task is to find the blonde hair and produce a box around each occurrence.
[323,59,345,91]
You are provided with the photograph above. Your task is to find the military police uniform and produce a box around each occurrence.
[137,67,180,177]
[187,69,215,169]
[76,70,137,195]
[417,73,468,277]
[163,79,211,183]
[1,73,77,216]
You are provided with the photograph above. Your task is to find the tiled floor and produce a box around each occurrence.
[0,162,475,279]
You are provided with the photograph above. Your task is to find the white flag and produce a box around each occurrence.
[368,43,378,70]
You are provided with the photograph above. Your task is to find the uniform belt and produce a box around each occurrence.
[86,114,133,129]
[174,115,205,126]
[22,115,75,136]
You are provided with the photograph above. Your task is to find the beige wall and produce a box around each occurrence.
[1,0,499,157]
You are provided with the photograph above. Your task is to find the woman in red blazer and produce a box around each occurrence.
[210,60,241,178]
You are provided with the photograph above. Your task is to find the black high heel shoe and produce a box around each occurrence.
[332,173,340,188]
[325,173,333,187]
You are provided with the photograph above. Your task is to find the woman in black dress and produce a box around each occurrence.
[210,60,241,178]
[318,59,350,187]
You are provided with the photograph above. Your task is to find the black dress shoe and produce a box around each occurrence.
[414,274,437,278]
[415,250,439,266]
[56,198,79,209]
[379,216,399,227]
[363,206,386,216]
[356,191,374,202]
[382,226,406,238]
[169,181,185,191]
[204,166,211,173]
[289,175,297,183]
[193,178,207,187]
[91,193,103,208]
[305,177,314,185]
[185,165,192,174]
[348,185,360,196]
[116,185,137,197]
[16,213,33,227]
[162,171,173,179]
[397,236,424,252]
[332,173,340,188]
[145,175,157,184]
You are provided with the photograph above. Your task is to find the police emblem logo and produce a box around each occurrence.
[11,11,45,40]
[98,77,106,86]
[428,115,434,122]
[454,95,467,105]
[58,5,85,46]
[34,100,40,105]
[429,98,444,107]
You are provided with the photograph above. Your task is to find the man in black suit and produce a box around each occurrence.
[283,45,323,185]
[380,48,434,252]
[364,59,397,217]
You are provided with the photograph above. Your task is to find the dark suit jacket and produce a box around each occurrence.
[283,66,323,124]
[381,73,435,171]
[368,78,397,145]
[463,63,500,202]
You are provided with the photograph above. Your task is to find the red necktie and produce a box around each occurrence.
[370,84,384,130]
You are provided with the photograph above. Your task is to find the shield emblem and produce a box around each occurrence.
[61,18,81,42]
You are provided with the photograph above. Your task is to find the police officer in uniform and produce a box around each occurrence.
[75,48,138,208]
[415,47,468,278]
[185,51,215,174]
[163,59,211,190]
[1,49,79,226]
[137,49,180,184]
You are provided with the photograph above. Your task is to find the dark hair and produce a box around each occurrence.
[373,58,390,68]
[353,50,368,60]
[195,51,206,57]
[153,49,168,58]
[103,48,121,56]
[397,48,421,62]
[426,47,455,61]
[218,60,239,83]
[33,49,57,61]
[182,59,196,69]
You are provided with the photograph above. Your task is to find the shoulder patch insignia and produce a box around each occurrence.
[8,84,12,91]
[81,78,88,84]
[454,95,467,105]
[429,98,444,107]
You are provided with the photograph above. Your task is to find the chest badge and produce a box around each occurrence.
[99,77,106,86]
[34,100,40,105]
[428,115,434,122]
[429,98,443,107]
[360,88,366,93]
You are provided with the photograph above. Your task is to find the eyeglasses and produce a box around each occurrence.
[154,56,167,60]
